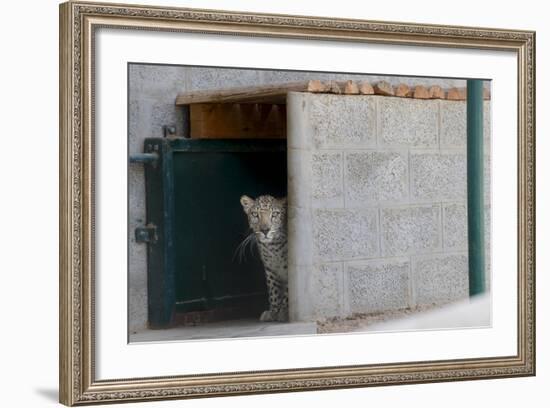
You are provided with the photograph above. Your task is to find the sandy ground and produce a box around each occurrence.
[316,304,442,334]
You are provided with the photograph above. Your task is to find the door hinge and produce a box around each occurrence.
[135,223,158,244]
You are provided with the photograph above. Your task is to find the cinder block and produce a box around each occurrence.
[443,202,492,252]
[345,151,408,205]
[313,209,379,261]
[311,263,344,318]
[347,258,411,314]
[439,100,491,150]
[288,149,344,209]
[381,205,441,256]
[289,261,344,322]
[440,100,466,148]
[410,152,466,201]
[308,94,376,148]
[378,97,438,147]
[443,203,468,250]
[312,152,344,206]
[413,254,469,305]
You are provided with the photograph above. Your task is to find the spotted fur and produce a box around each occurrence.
[240,195,288,322]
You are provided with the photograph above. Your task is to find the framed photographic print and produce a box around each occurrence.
[59,1,535,405]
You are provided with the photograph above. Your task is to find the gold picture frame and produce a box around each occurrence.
[59,1,535,405]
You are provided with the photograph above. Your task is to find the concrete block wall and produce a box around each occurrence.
[287,92,491,322]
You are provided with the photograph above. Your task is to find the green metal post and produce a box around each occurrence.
[467,80,486,296]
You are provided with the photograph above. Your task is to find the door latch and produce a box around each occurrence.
[135,223,158,244]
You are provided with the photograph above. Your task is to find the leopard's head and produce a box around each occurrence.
[240,195,287,244]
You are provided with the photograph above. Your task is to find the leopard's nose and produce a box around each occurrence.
[260,227,270,236]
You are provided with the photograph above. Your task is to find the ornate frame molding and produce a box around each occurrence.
[59,1,535,405]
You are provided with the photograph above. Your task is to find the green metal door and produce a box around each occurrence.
[139,138,286,327]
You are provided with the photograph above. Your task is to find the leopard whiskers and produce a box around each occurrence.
[232,232,258,263]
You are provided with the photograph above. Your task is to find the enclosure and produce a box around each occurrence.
[128,65,491,340]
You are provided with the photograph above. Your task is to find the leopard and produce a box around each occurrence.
[239,195,288,322]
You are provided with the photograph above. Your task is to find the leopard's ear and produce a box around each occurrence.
[240,195,255,213]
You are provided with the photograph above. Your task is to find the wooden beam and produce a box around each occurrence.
[189,103,286,139]
[176,82,310,105]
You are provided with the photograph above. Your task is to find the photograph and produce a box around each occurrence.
[127,65,492,343]
[57,1,535,405]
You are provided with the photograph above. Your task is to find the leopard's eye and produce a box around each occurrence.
[272,211,280,217]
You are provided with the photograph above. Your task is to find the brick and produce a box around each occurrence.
[381,205,441,256]
[394,83,410,97]
[378,97,438,147]
[359,81,374,95]
[345,151,408,205]
[447,87,467,100]
[313,209,379,261]
[374,80,394,96]
[429,85,445,99]
[308,94,376,148]
[412,85,430,99]
[343,80,360,94]
[410,152,466,201]
[413,254,469,305]
[307,79,329,93]
[348,259,411,314]
[328,80,342,94]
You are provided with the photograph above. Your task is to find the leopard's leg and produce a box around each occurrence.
[275,282,289,322]
[260,270,283,322]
